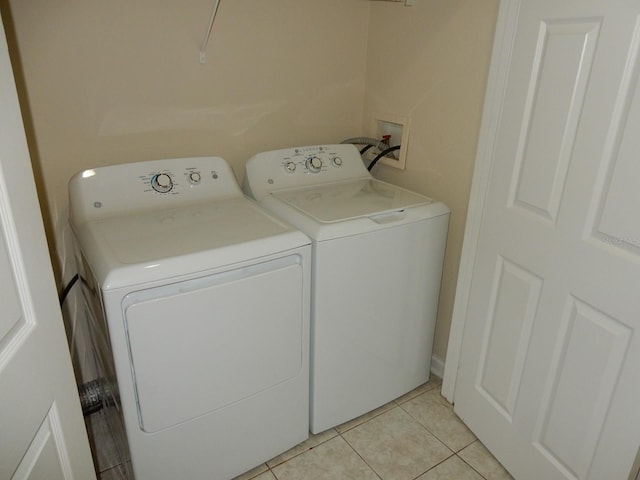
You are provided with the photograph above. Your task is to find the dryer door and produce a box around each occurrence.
[122,255,305,433]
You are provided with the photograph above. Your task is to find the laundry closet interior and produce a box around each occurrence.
[1,1,501,479]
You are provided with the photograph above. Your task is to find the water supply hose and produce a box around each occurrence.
[368,145,401,171]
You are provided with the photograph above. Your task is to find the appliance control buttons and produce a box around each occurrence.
[187,171,202,185]
[151,173,173,193]
[331,156,343,167]
[284,161,297,173]
[306,156,322,173]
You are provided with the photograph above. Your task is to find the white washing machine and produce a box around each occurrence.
[69,156,311,480]
[243,144,450,434]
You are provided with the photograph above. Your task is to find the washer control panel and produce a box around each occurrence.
[70,156,242,225]
[276,146,354,177]
[243,144,371,199]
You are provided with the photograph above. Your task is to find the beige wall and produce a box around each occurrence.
[3,0,370,272]
[4,0,498,362]
[365,0,498,360]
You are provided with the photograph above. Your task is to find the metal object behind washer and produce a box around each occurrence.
[243,145,450,434]
[69,156,311,479]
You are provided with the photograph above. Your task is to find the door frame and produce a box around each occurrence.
[441,0,519,402]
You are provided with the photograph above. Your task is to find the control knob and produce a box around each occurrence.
[187,171,201,185]
[306,156,323,173]
[332,156,343,167]
[284,161,297,173]
[151,173,173,193]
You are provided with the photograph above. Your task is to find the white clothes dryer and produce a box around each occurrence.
[69,157,311,480]
[243,144,449,434]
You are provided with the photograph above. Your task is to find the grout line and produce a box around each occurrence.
[241,379,449,480]
[338,431,385,480]
[456,447,491,480]
[338,404,458,480]
[340,424,459,480]
[97,462,128,479]
[265,430,339,469]
[396,391,476,455]
[266,464,277,480]
[393,380,442,406]
[335,404,397,434]
[397,401,455,451]
[407,452,458,480]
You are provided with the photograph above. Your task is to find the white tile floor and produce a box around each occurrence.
[95,376,513,480]
[231,376,512,480]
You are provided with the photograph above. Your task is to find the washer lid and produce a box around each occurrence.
[272,178,432,223]
[75,197,309,289]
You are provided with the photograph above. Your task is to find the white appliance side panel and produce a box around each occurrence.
[123,256,305,433]
[310,213,449,433]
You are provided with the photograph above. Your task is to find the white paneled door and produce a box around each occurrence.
[0,12,96,480]
[449,0,640,479]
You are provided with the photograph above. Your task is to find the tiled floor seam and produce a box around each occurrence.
[100,465,118,477]
[266,431,338,469]
[393,383,442,407]
[454,438,478,453]
[337,431,386,480]
[343,400,459,480]
[406,451,459,480]
[336,406,398,435]
[456,452,491,480]
[396,402,459,451]
[389,382,442,406]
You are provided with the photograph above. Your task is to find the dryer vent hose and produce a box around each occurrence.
[79,377,116,416]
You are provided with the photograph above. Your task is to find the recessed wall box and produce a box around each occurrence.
[370,113,411,170]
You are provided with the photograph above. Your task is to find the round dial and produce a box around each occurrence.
[284,161,297,173]
[151,173,173,193]
[188,171,201,185]
[306,156,323,173]
[332,156,343,167]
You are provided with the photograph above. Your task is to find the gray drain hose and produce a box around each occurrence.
[341,137,389,152]
[79,378,116,416]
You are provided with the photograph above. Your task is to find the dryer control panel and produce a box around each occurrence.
[69,156,242,226]
[243,144,371,200]
[140,165,220,196]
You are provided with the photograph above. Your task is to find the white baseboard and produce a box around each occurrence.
[430,355,445,379]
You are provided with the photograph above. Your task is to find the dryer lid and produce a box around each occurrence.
[271,178,432,223]
[75,197,310,289]
[88,199,291,264]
